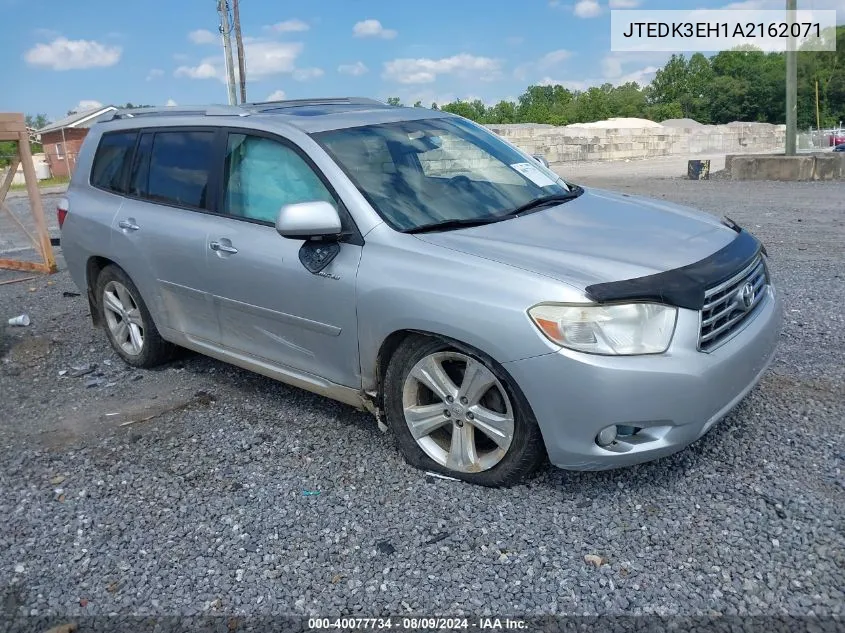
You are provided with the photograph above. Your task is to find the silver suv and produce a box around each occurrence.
[59,98,782,487]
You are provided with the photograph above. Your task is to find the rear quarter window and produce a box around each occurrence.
[146,131,216,209]
[90,131,138,193]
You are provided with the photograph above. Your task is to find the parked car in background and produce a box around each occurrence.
[833,143,845,152]
[58,98,782,486]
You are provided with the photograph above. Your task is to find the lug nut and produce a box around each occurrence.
[466,411,474,420]
[460,397,468,405]
[446,396,454,403]
[444,410,451,418]
[455,420,464,427]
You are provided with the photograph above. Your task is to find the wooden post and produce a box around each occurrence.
[0,112,57,274]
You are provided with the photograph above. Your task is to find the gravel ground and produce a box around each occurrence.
[0,176,843,624]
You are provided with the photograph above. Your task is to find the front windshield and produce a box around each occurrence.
[313,117,571,231]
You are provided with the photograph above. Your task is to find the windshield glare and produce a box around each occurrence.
[313,117,570,231]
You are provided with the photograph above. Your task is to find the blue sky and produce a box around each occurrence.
[2,0,843,121]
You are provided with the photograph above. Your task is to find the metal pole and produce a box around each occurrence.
[218,0,237,106]
[233,0,247,104]
[785,0,798,155]
[815,79,820,132]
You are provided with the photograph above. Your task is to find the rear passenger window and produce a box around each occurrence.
[91,131,137,193]
[146,131,215,209]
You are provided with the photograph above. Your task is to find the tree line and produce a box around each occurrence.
[392,25,845,129]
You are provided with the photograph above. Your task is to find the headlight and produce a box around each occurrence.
[528,303,678,355]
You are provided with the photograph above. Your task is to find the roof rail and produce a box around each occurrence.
[108,105,246,120]
[245,97,386,111]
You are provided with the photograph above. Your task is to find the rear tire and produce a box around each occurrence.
[384,335,546,487]
[95,265,175,368]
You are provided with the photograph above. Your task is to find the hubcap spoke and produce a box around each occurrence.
[405,403,449,439]
[115,284,134,312]
[128,323,144,353]
[125,308,143,326]
[103,290,123,316]
[446,423,479,471]
[458,359,497,406]
[411,356,459,403]
[468,405,514,450]
[113,320,129,344]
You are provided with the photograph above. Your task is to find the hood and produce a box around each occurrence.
[414,188,739,291]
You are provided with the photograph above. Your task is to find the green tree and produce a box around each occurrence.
[386,97,402,106]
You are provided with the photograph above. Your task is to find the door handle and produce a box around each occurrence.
[118,219,140,231]
[210,241,238,254]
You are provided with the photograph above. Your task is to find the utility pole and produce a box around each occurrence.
[785,0,798,155]
[232,0,247,104]
[217,0,237,106]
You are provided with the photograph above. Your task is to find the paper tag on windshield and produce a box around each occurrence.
[510,162,556,187]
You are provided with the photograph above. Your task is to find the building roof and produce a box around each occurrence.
[37,105,119,135]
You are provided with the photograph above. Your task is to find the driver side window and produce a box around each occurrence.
[222,133,336,223]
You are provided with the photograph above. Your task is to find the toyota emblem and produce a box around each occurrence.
[737,282,755,311]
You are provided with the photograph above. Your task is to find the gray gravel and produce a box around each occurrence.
[0,177,843,621]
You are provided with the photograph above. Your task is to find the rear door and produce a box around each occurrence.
[109,128,221,344]
[203,130,363,388]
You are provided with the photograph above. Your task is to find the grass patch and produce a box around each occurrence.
[9,176,70,191]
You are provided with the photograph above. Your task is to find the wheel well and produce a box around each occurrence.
[85,256,115,326]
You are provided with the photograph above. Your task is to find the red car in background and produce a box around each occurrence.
[830,133,845,146]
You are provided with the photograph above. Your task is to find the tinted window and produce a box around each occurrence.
[91,131,137,193]
[147,131,216,208]
[222,133,335,223]
[128,133,153,197]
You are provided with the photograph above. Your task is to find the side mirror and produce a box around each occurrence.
[532,154,550,168]
[275,201,342,240]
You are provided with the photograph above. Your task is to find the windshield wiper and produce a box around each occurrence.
[403,216,506,234]
[403,188,584,234]
[503,191,580,218]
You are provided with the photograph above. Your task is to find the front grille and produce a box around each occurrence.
[698,255,768,352]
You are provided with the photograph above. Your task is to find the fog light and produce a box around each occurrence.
[596,425,618,447]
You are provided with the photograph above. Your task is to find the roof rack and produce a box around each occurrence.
[245,97,387,112]
[108,105,246,121]
[106,98,390,122]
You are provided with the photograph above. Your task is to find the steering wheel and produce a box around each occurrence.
[447,175,474,189]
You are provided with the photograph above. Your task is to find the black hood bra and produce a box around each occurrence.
[585,218,765,311]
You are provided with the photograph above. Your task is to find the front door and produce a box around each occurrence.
[204,131,362,389]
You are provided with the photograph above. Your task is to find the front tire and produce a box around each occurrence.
[384,335,546,487]
[95,265,175,368]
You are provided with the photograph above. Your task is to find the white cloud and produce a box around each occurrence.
[268,19,309,32]
[188,29,217,44]
[165,99,178,106]
[383,54,500,84]
[538,78,591,91]
[73,99,103,112]
[574,0,602,17]
[266,90,286,101]
[608,0,640,7]
[539,49,573,67]
[602,56,624,79]
[618,65,659,85]
[338,61,368,76]
[146,68,164,81]
[353,19,397,39]
[514,49,572,81]
[24,37,122,70]
[292,67,324,81]
[175,40,303,81]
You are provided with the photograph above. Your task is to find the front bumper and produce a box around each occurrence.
[504,285,782,471]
